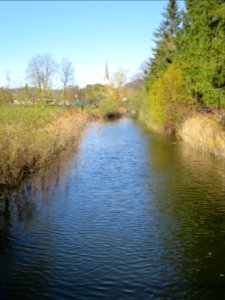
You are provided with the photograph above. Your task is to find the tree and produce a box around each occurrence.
[111,69,128,101]
[79,84,105,106]
[139,0,225,126]
[176,0,225,107]
[59,58,75,100]
[26,54,57,91]
[5,70,11,89]
[26,54,57,103]
[112,69,127,88]
[145,0,181,87]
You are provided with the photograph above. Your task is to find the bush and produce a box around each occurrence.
[0,88,13,104]
[128,87,145,116]
[98,98,120,116]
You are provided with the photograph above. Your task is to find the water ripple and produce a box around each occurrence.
[1,119,225,299]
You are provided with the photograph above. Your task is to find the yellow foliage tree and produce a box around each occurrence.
[147,63,191,123]
[104,84,119,101]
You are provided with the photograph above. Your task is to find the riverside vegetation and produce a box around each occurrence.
[129,0,225,158]
[0,106,89,188]
[0,47,130,188]
[0,73,126,188]
[0,98,126,189]
[1,0,224,189]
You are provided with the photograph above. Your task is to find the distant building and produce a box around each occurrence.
[104,60,110,85]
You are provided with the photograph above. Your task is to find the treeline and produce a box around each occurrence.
[0,54,128,111]
[133,0,225,124]
[0,54,77,105]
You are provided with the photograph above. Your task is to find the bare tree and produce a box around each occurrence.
[112,69,127,88]
[59,58,75,97]
[5,70,11,88]
[26,54,57,90]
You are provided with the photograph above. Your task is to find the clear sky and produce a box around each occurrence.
[0,1,184,88]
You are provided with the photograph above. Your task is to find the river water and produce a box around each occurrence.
[1,118,225,299]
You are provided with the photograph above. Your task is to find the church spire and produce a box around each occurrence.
[104,60,109,85]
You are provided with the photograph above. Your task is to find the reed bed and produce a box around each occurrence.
[0,105,88,188]
[178,114,225,158]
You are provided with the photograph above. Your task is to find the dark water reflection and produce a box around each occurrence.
[0,118,225,299]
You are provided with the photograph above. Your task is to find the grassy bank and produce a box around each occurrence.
[0,105,88,188]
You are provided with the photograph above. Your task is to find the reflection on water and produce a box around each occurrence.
[146,132,225,298]
[0,118,225,299]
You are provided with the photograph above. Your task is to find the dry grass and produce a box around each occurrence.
[178,114,225,158]
[0,105,88,187]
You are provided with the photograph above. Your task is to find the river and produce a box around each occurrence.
[1,118,225,299]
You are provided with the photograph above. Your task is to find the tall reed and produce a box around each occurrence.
[0,105,87,187]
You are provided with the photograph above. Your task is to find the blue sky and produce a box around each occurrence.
[0,1,184,88]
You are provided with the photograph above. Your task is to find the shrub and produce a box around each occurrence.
[99,98,120,116]
[128,87,145,116]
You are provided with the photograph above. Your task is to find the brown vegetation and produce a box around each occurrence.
[178,114,225,158]
[0,106,88,188]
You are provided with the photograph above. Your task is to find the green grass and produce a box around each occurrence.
[0,105,63,127]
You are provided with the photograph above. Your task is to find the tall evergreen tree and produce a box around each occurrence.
[178,0,225,106]
[145,0,181,88]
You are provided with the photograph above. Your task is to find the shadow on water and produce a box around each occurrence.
[0,118,225,299]
[145,130,225,298]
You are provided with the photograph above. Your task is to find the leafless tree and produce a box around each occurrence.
[5,70,11,88]
[59,58,75,92]
[26,54,57,89]
[112,68,127,88]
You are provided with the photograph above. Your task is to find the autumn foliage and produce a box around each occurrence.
[146,64,191,123]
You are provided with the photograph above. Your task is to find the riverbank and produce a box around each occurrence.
[138,111,172,135]
[1,117,225,299]
[0,105,89,189]
[137,109,225,159]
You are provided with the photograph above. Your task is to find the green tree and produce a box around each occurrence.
[145,0,181,88]
[177,0,225,107]
[79,84,105,106]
